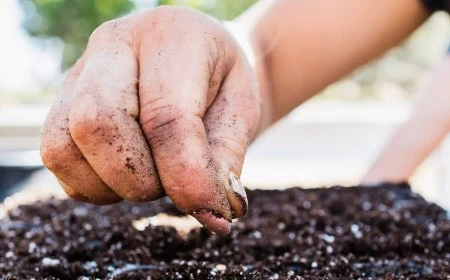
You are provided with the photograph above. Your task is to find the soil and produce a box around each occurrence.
[1,182,450,279]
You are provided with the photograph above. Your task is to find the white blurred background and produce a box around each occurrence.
[0,0,449,208]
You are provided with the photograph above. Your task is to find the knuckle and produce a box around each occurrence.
[41,147,62,173]
[69,108,110,144]
[40,110,77,174]
[88,18,130,46]
[140,104,184,146]
[89,20,116,42]
[68,116,93,144]
[40,139,71,174]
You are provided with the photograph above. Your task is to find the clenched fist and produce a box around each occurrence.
[41,6,261,235]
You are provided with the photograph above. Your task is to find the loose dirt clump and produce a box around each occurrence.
[1,182,450,279]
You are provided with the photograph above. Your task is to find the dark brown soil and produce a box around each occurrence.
[1,182,450,279]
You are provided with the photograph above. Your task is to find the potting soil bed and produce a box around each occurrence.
[1,182,450,279]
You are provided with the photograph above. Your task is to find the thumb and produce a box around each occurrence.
[205,55,261,218]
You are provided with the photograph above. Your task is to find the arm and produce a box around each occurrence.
[237,0,430,130]
[363,55,450,183]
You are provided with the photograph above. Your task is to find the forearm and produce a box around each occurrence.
[363,56,450,183]
[236,0,430,130]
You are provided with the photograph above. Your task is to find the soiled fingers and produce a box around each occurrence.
[41,63,122,205]
[204,48,260,219]
[42,19,164,204]
[43,8,259,235]
[68,21,164,202]
[227,172,248,218]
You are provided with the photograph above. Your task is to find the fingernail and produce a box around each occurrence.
[192,211,231,235]
[228,172,248,218]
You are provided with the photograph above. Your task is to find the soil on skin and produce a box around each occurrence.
[1,182,450,279]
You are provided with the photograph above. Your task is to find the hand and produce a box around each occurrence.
[40,6,261,235]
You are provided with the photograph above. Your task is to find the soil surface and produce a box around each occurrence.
[1,182,450,279]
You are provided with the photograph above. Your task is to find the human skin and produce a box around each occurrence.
[41,0,430,234]
[41,8,259,235]
[363,55,450,183]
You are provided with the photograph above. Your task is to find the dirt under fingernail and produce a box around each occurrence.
[230,173,247,200]
[227,172,248,218]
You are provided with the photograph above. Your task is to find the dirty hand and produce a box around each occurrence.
[40,7,261,235]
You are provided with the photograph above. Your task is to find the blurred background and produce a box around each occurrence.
[0,0,449,207]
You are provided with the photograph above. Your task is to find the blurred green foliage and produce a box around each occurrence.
[158,0,256,20]
[20,0,135,69]
[16,0,450,103]
[19,0,255,70]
